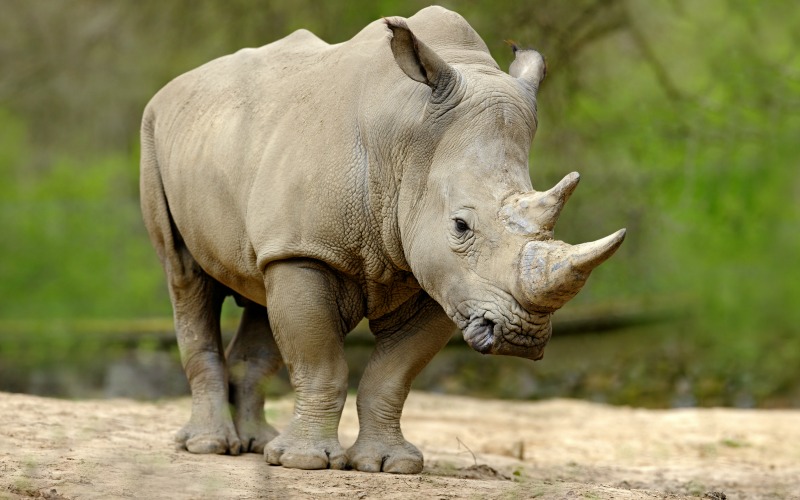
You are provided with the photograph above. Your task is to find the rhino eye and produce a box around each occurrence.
[454,218,470,233]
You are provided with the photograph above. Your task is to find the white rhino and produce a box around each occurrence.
[140,6,625,474]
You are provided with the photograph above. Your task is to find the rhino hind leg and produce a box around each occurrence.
[140,117,240,455]
[348,295,453,473]
[225,298,282,453]
[166,254,242,455]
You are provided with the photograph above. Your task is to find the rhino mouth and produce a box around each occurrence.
[452,296,553,360]
[463,318,495,354]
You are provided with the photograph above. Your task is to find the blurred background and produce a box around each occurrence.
[1,0,798,407]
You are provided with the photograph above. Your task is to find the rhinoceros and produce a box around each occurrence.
[140,6,625,474]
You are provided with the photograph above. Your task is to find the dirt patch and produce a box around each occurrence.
[1,391,798,499]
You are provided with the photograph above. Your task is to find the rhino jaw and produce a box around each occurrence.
[461,313,551,361]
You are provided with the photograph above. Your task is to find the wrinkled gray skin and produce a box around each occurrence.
[140,6,625,474]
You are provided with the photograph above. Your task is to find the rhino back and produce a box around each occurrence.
[145,23,392,304]
[143,6,500,312]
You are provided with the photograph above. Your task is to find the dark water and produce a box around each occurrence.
[0,324,793,408]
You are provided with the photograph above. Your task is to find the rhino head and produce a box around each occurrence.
[385,17,625,360]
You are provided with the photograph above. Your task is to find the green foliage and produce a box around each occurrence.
[0,0,798,405]
[529,1,800,401]
[0,110,169,319]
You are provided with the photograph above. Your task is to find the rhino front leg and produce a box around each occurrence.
[348,295,453,474]
[226,298,282,453]
[262,260,356,470]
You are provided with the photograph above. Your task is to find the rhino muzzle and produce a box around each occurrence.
[456,299,553,361]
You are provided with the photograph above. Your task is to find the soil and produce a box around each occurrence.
[1,391,798,499]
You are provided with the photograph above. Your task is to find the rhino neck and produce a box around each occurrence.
[354,14,473,300]
[357,68,435,274]
[360,98,458,275]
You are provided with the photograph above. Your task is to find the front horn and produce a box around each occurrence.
[516,229,626,312]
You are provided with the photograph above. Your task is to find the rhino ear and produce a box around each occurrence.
[508,42,546,94]
[385,17,457,92]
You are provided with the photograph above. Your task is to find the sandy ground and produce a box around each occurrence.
[1,391,798,499]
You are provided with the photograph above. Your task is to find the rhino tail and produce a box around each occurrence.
[139,106,182,271]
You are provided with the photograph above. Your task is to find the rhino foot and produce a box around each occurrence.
[346,438,423,474]
[265,434,346,470]
[234,418,278,454]
[175,420,242,456]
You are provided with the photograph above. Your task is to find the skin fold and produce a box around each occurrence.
[140,6,624,474]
